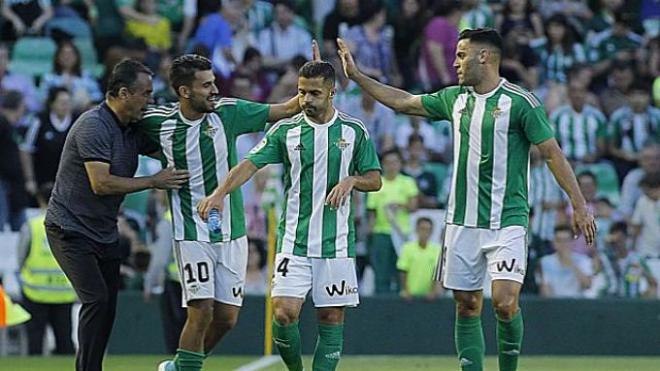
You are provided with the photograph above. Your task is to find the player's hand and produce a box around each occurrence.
[151,167,189,190]
[312,39,321,61]
[572,206,597,246]
[325,177,356,209]
[336,38,358,78]
[197,191,225,221]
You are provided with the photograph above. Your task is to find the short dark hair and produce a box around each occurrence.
[609,221,628,236]
[106,59,153,97]
[46,86,70,108]
[299,61,335,85]
[639,172,660,189]
[408,134,424,146]
[458,28,503,54]
[629,79,651,94]
[416,217,434,227]
[577,170,597,184]
[554,224,573,235]
[0,90,24,110]
[380,148,403,162]
[169,54,213,96]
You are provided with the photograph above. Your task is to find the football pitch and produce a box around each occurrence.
[3,355,660,371]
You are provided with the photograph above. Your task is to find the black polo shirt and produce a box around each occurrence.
[46,102,158,244]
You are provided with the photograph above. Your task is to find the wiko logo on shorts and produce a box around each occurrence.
[496,259,516,272]
[325,280,358,297]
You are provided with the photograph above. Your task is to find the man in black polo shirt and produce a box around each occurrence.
[45,59,189,371]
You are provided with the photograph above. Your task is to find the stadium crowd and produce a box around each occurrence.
[0,1,658,338]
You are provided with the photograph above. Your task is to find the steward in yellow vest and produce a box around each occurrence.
[18,183,75,355]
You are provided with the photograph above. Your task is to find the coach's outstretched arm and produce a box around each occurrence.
[536,138,597,245]
[196,159,258,221]
[337,38,428,117]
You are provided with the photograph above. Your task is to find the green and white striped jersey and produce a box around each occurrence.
[246,109,381,258]
[608,106,660,153]
[138,98,270,242]
[550,103,607,161]
[421,79,555,229]
[529,38,587,83]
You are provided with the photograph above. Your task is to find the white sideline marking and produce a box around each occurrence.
[234,355,280,371]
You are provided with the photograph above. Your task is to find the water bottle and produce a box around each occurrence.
[208,208,222,234]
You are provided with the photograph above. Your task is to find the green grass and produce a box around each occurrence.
[3,355,659,370]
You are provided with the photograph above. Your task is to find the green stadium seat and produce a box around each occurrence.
[576,162,620,205]
[8,37,56,79]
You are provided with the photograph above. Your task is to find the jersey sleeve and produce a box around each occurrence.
[354,130,382,174]
[521,105,555,145]
[135,115,164,151]
[222,99,270,135]
[420,87,458,121]
[77,117,112,163]
[245,126,284,169]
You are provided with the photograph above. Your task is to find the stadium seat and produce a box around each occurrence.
[8,37,56,79]
[45,17,93,39]
[575,162,621,205]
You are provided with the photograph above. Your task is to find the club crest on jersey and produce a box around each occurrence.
[492,106,502,119]
[204,123,218,138]
[335,138,350,150]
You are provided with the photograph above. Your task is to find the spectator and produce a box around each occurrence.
[342,0,400,85]
[256,0,312,72]
[367,149,419,294]
[244,239,268,296]
[266,54,307,103]
[589,12,643,78]
[460,0,495,31]
[229,47,271,102]
[192,2,236,78]
[393,0,426,90]
[550,79,607,164]
[394,115,448,162]
[152,53,177,104]
[321,0,362,58]
[402,136,440,209]
[0,90,28,231]
[143,190,185,355]
[499,27,539,90]
[617,143,660,220]
[39,40,103,112]
[529,147,564,250]
[168,0,197,52]
[587,0,624,35]
[598,60,634,117]
[538,225,594,298]
[20,87,76,195]
[343,84,396,153]
[18,182,76,355]
[608,79,660,177]
[0,0,54,42]
[125,0,173,52]
[631,173,660,258]
[600,222,658,298]
[496,0,544,40]
[530,14,588,85]
[418,2,461,91]
[397,217,443,301]
[0,43,40,112]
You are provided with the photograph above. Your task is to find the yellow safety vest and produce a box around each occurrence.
[20,215,76,304]
[163,211,180,283]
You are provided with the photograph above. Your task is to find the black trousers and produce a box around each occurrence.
[160,280,186,355]
[22,295,75,355]
[46,225,121,371]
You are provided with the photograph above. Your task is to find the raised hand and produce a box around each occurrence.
[312,39,321,61]
[151,166,189,190]
[336,38,358,78]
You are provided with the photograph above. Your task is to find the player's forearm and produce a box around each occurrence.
[350,171,382,192]
[539,141,587,211]
[213,160,258,198]
[351,71,422,115]
[268,95,301,122]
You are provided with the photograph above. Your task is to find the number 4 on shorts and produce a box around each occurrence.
[277,257,290,277]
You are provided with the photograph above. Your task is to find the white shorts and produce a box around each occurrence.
[271,254,359,308]
[173,237,248,307]
[436,224,527,291]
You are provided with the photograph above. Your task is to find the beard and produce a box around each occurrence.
[191,95,217,113]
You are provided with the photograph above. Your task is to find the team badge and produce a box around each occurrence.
[492,106,502,119]
[204,122,218,138]
[335,138,350,150]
